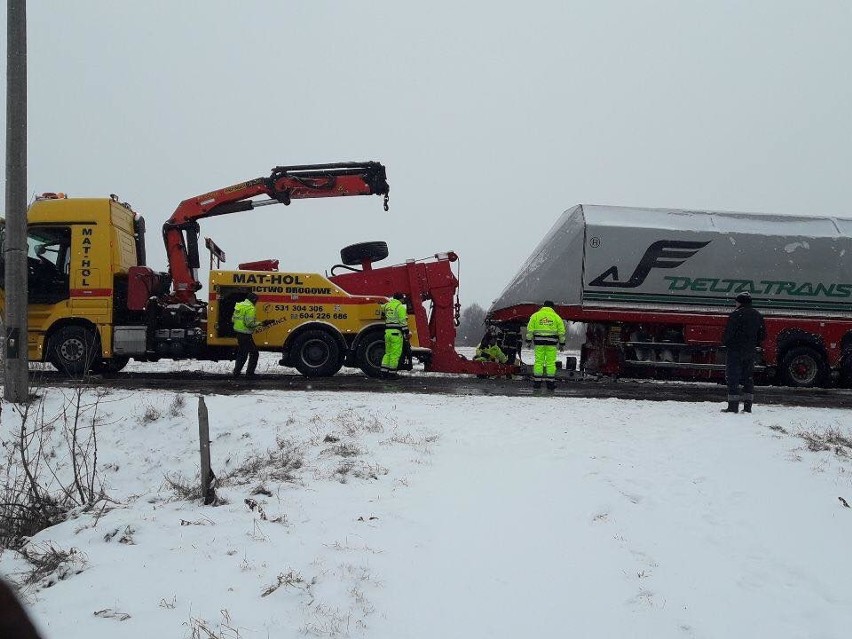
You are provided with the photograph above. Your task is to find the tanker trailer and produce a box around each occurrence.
[488,205,852,387]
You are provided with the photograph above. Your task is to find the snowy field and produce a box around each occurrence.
[2,365,852,638]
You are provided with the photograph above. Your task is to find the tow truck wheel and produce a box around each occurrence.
[340,241,388,266]
[48,326,98,376]
[779,346,828,387]
[290,329,342,377]
[355,331,385,378]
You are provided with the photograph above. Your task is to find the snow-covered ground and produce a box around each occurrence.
[89,346,536,377]
[2,371,851,638]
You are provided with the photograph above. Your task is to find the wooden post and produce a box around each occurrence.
[198,397,214,505]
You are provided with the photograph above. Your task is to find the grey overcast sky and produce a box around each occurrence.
[3,1,851,307]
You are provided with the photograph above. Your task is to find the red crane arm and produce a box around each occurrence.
[162,162,389,302]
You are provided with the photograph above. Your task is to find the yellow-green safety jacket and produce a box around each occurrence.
[381,298,408,331]
[232,299,259,334]
[526,306,566,347]
[475,344,508,363]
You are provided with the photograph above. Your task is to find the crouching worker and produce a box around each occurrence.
[526,300,566,391]
[380,292,408,378]
[232,292,261,378]
[474,332,508,364]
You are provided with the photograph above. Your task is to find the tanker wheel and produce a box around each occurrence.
[840,351,852,388]
[779,346,828,388]
[290,329,342,377]
[355,330,385,378]
[340,241,389,266]
[48,326,98,376]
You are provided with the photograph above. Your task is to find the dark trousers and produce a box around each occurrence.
[401,336,412,368]
[234,332,259,376]
[726,349,755,402]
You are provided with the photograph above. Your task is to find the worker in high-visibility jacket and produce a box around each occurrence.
[526,300,566,390]
[380,292,408,378]
[474,333,508,364]
[232,292,260,378]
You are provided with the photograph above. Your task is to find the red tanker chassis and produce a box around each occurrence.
[489,302,852,387]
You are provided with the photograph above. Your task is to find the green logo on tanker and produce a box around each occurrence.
[664,277,852,298]
[589,239,852,299]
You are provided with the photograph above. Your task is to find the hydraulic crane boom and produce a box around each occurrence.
[163,161,390,303]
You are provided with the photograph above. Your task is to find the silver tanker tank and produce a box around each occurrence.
[491,204,852,318]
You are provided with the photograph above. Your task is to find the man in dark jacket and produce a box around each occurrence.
[721,291,766,413]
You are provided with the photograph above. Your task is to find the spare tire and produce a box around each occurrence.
[340,241,388,266]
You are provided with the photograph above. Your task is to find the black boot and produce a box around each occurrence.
[533,381,542,390]
[743,401,752,413]
[721,401,739,413]
[546,380,556,391]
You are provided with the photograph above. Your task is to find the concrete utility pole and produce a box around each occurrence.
[4,0,29,402]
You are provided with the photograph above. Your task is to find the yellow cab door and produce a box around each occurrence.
[67,223,113,348]
[25,224,73,360]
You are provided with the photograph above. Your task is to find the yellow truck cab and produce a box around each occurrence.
[0,194,145,373]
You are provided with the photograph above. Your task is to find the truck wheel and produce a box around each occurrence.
[48,326,98,376]
[779,346,828,387]
[340,241,388,266]
[290,330,342,377]
[355,331,385,378]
